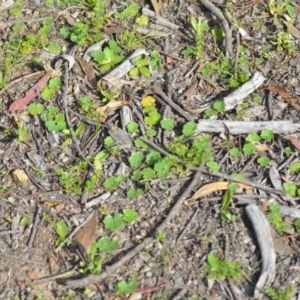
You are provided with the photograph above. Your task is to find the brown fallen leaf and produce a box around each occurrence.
[77,58,97,89]
[289,135,300,150]
[8,74,50,112]
[265,85,300,112]
[97,100,126,122]
[73,211,98,253]
[180,82,198,101]
[103,25,126,34]
[186,181,252,202]
[150,0,160,16]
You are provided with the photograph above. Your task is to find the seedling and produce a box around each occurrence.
[91,40,124,73]
[115,279,138,295]
[54,220,69,247]
[282,182,297,197]
[272,31,295,53]
[129,55,151,77]
[40,106,67,133]
[267,203,292,232]
[267,285,295,300]
[15,120,30,143]
[41,78,61,101]
[220,183,238,222]
[267,0,294,25]
[98,86,118,102]
[157,230,167,242]
[204,253,242,280]
[103,175,126,191]
[182,17,208,59]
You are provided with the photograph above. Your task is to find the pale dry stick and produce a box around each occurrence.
[61,61,95,171]
[55,211,96,253]
[151,86,194,122]
[0,252,45,265]
[66,166,203,288]
[198,0,233,56]
[27,205,42,248]
[139,136,285,196]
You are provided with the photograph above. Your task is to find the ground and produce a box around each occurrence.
[1,0,300,299]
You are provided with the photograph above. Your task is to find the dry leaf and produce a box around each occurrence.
[150,0,160,15]
[77,58,97,89]
[187,181,252,201]
[256,143,270,152]
[27,270,36,280]
[97,100,125,122]
[166,56,173,64]
[180,82,198,101]
[289,135,300,150]
[73,211,98,253]
[103,25,126,34]
[11,170,29,185]
[269,225,296,255]
[266,85,300,112]
[8,74,50,112]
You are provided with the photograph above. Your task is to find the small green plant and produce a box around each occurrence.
[267,0,295,25]
[91,40,124,72]
[55,161,89,195]
[220,183,238,222]
[182,17,208,59]
[157,230,167,242]
[103,175,126,190]
[267,285,295,300]
[204,253,242,281]
[115,278,138,295]
[267,203,292,232]
[15,120,30,142]
[27,103,45,115]
[41,78,61,100]
[54,220,69,247]
[282,182,297,197]
[143,106,161,126]
[77,96,102,120]
[40,106,67,133]
[272,31,295,53]
[98,86,118,102]
[114,3,139,20]
[129,55,151,77]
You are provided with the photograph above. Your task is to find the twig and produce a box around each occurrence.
[33,267,77,284]
[27,205,42,248]
[198,0,233,56]
[139,136,285,196]
[233,30,240,79]
[151,86,194,121]
[61,61,95,171]
[0,252,45,265]
[55,210,96,253]
[66,165,203,289]
[176,208,199,244]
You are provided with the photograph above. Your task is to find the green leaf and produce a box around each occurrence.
[146,129,157,137]
[41,87,56,100]
[146,151,161,166]
[56,220,68,241]
[129,152,144,168]
[123,208,139,222]
[257,156,270,167]
[131,170,142,181]
[48,78,61,89]
[115,280,138,295]
[229,147,240,157]
[103,176,123,190]
[127,121,139,133]
[114,3,139,20]
[97,236,118,252]
[104,136,116,147]
[207,253,220,268]
[134,138,149,148]
[140,66,151,77]
[129,67,140,76]
[160,118,175,131]
[206,161,220,172]
[154,161,170,179]
[245,133,260,143]
[213,101,225,112]
[294,219,300,233]
[211,27,224,41]
[59,26,71,38]
[127,188,143,199]
[27,103,45,115]
[290,161,300,173]
[141,167,156,179]
[103,214,123,231]
[261,129,274,141]
[47,43,61,53]
[283,182,297,196]
[243,143,256,155]
[20,216,31,226]
[182,122,197,137]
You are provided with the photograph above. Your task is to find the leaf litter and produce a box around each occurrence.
[1,0,300,299]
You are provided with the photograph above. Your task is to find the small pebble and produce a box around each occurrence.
[146,271,152,278]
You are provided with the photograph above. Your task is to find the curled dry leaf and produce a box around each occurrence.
[8,74,50,112]
[12,169,29,185]
[186,181,252,202]
[266,85,300,112]
[73,211,98,253]
[289,135,300,150]
[97,100,126,122]
[180,82,198,101]
[77,58,97,89]
[60,54,75,71]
